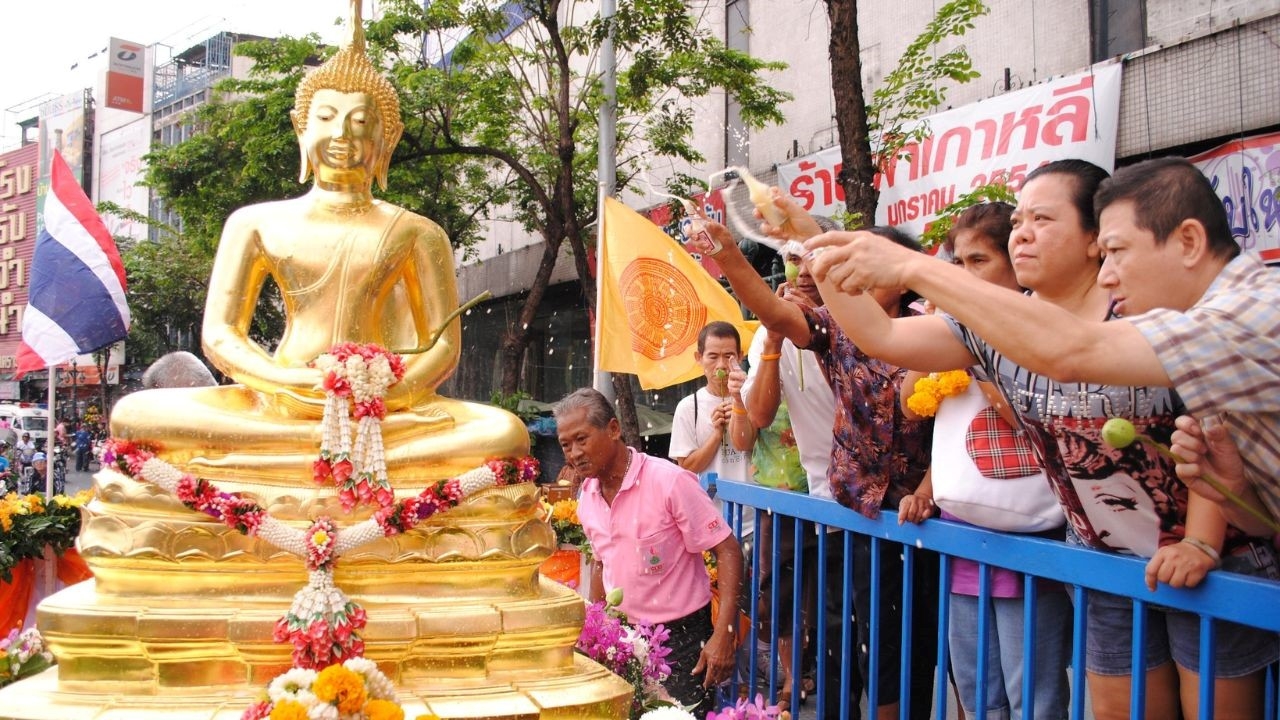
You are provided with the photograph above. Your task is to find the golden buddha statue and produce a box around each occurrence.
[0,4,631,718]
[107,3,525,486]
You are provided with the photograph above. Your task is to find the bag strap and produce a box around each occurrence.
[976,380,1020,429]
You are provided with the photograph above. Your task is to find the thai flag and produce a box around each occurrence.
[15,151,130,378]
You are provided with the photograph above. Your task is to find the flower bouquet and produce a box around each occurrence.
[241,657,404,720]
[576,592,672,719]
[547,497,593,558]
[0,490,92,583]
[637,693,789,720]
[0,627,54,689]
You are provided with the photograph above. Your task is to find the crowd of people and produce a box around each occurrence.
[555,156,1279,720]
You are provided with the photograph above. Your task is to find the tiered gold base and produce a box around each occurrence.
[0,653,632,720]
[0,469,632,718]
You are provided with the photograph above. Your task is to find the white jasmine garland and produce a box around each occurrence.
[638,706,698,720]
[129,453,498,562]
[267,668,319,705]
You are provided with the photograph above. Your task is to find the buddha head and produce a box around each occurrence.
[291,4,404,191]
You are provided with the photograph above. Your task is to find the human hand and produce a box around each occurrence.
[1170,415,1246,506]
[726,366,748,397]
[692,628,737,688]
[1144,539,1216,591]
[898,494,936,525]
[710,400,732,431]
[779,281,818,311]
[687,211,735,257]
[804,230,919,295]
[757,188,824,240]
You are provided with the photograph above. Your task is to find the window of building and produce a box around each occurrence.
[1091,0,1146,61]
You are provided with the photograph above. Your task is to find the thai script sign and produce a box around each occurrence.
[1190,131,1280,264]
[0,144,38,370]
[777,62,1123,238]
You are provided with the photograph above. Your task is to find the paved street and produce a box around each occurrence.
[65,467,96,495]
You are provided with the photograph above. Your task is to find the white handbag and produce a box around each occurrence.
[931,382,1064,533]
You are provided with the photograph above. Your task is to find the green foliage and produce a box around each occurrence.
[919,179,1016,249]
[0,491,91,584]
[867,0,988,165]
[113,233,211,365]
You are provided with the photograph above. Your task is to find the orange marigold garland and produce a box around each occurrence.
[905,369,972,417]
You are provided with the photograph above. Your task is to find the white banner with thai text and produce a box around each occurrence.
[1190,131,1280,264]
[777,62,1123,237]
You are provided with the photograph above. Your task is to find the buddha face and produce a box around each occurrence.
[293,89,384,188]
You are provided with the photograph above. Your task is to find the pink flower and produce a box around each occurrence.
[312,458,332,485]
[338,487,358,512]
[240,700,272,720]
[353,398,386,420]
[322,371,350,396]
[272,619,288,643]
[331,458,354,484]
[385,353,406,381]
[348,605,368,629]
[374,485,394,508]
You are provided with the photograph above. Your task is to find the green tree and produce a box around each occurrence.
[367,0,790,418]
[139,34,501,368]
[828,0,988,223]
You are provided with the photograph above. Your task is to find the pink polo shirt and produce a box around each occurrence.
[578,449,732,624]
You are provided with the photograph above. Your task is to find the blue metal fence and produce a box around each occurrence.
[714,479,1280,720]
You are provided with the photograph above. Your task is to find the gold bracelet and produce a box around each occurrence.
[1180,536,1222,568]
[759,353,782,362]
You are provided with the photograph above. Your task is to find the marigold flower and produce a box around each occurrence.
[935,369,971,396]
[267,700,309,720]
[906,392,941,418]
[313,663,367,714]
[366,699,406,720]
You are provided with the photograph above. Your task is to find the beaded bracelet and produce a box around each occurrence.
[1180,536,1222,568]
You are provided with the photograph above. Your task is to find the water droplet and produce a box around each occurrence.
[915,539,923,549]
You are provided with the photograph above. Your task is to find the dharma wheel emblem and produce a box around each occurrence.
[618,257,707,361]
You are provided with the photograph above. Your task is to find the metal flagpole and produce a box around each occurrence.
[45,366,56,496]
[44,364,58,597]
[593,0,617,399]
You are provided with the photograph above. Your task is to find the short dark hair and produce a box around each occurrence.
[553,388,616,429]
[1024,159,1111,235]
[943,202,1014,259]
[865,225,925,309]
[1094,157,1239,260]
[696,320,741,355]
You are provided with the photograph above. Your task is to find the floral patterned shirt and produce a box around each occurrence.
[801,306,933,518]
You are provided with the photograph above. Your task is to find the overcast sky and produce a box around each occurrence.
[0,0,354,149]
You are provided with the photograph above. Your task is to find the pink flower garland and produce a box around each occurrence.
[99,343,542,674]
[312,343,407,512]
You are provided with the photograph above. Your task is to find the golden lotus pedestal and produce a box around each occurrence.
[0,469,632,719]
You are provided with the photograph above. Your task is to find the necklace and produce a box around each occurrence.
[609,449,633,485]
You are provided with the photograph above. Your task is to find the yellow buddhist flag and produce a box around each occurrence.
[596,196,757,390]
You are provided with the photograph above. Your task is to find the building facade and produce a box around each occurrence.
[445,0,1280,411]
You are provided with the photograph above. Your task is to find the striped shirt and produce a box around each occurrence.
[1129,253,1280,520]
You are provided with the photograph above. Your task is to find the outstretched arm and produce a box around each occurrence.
[690,220,812,348]
[805,231,1171,387]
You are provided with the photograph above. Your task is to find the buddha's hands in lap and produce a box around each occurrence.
[266,366,327,419]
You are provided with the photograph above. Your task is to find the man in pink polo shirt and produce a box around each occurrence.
[555,388,743,714]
